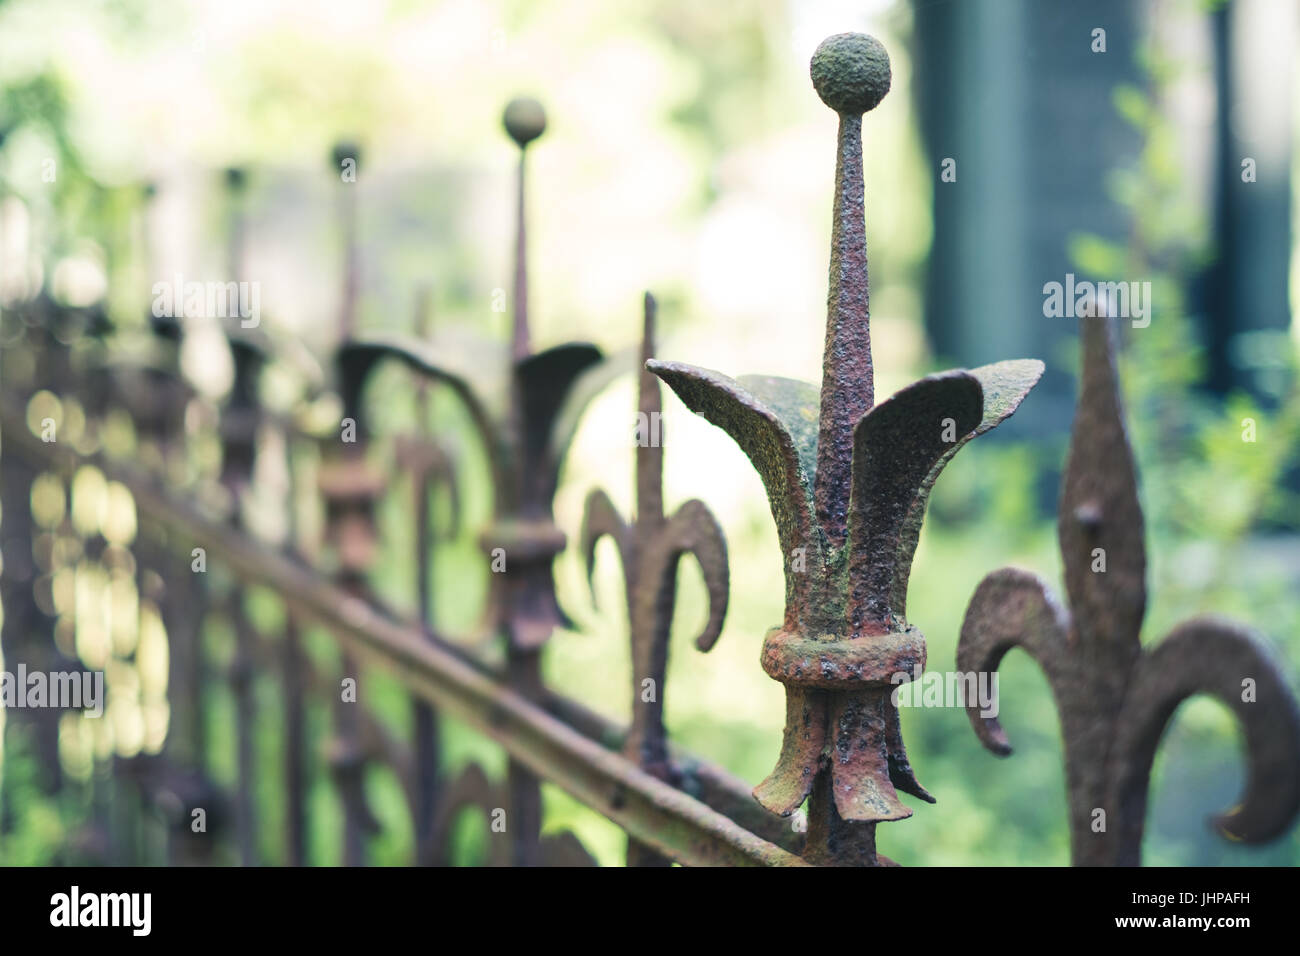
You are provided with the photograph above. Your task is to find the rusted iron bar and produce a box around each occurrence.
[222,166,261,868]
[282,615,308,865]
[0,410,804,866]
[281,424,310,866]
[319,355,408,865]
[323,140,385,865]
[502,97,556,867]
[403,287,457,865]
[504,99,543,363]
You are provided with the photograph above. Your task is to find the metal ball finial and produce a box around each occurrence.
[503,97,547,149]
[810,33,891,115]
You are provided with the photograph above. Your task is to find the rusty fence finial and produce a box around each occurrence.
[333,97,612,865]
[580,291,730,866]
[957,309,1300,865]
[649,32,1044,865]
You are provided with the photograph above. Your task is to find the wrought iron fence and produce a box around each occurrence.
[1,32,1298,867]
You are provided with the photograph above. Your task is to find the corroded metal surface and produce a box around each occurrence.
[957,311,1300,865]
[650,32,1043,864]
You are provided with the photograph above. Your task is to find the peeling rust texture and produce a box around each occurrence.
[650,31,1043,865]
[957,311,1300,865]
[814,111,872,550]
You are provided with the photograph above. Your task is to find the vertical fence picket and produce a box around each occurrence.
[324,142,382,865]
[406,287,451,865]
[221,169,261,867]
[281,434,309,867]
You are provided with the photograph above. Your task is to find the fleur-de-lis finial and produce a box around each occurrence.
[957,309,1300,865]
[336,99,610,647]
[649,32,1044,864]
[580,292,729,866]
[335,98,615,865]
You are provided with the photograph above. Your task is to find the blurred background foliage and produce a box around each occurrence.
[1,0,1298,865]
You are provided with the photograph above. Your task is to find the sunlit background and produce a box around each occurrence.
[2,0,1299,865]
